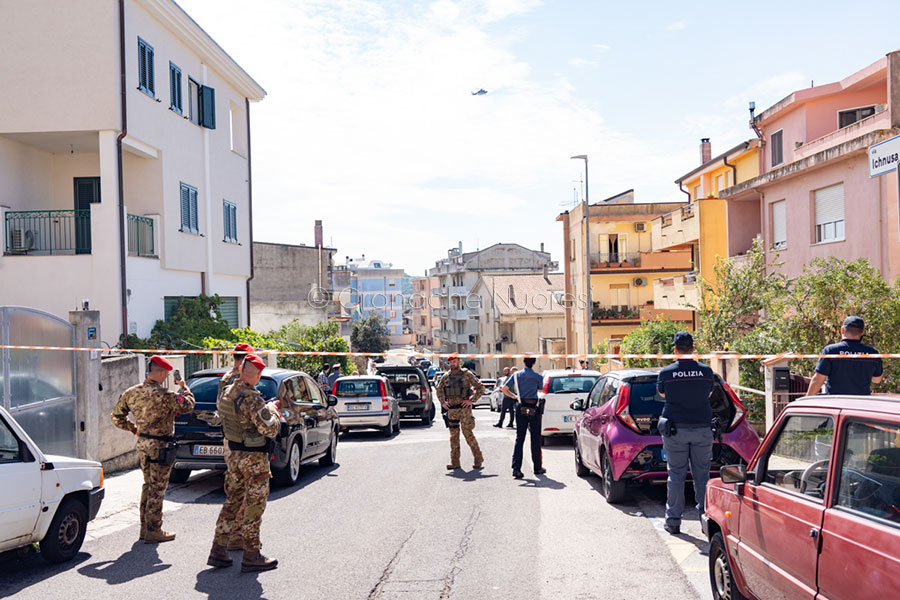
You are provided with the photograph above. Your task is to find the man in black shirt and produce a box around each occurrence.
[807,316,883,396]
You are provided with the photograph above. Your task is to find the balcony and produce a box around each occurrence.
[589,250,692,273]
[448,285,467,296]
[466,306,480,317]
[127,214,156,258]
[447,331,469,344]
[653,273,699,311]
[3,209,91,255]
[652,203,699,251]
[589,251,641,270]
[449,309,468,320]
[591,304,642,325]
[430,288,442,297]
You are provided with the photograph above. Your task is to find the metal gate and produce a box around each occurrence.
[0,307,76,456]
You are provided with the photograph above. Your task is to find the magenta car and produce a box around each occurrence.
[572,368,760,503]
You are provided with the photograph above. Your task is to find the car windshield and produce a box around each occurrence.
[628,380,665,415]
[188,376,278,404]
[548,375,598,394]
[336,379,382,397]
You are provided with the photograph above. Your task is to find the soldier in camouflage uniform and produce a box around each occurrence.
[217,343,254,551]
[207,354,280,573]
[436,353,484,470]
[111,355,195,543]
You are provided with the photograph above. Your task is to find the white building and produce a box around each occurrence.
[0,0,265,344]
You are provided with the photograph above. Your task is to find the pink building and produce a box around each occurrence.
[723,51,900,280]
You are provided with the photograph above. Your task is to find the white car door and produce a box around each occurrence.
[0,414,42,545]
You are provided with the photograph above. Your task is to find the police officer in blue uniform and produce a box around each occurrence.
[502,357,546,479]
[656,332,715,535]
[807,316,884,396]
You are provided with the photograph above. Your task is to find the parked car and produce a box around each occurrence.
[538,369,600,441]
[431,371,444,386]
[571,368,760,503]
[702,395,900,600]
[0,405,104,562]
[474,379,496,407]
[490,383,505,411]
[375,365,437,425]
[332,376,400,437]
[172,368,340,487]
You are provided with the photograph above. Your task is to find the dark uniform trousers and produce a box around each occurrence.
[498,396,517,427]
[512,401,542,472]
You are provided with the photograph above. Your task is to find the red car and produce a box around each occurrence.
[703,395,900,600]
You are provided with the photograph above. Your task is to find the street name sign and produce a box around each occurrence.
[869,134,900,177]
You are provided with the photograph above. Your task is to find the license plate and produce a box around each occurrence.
[346,403,370,411]
[563,415,576,423]
[660,449,715,461]
[192,444,224,457]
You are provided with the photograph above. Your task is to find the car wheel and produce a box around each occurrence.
[274,438,302,487]
[319,429,338,466]
[574,437,589,477]
[168,468,191,484]
[393,417,401,433]
[421,406,433,426]
[600,450,627,504]
[382,422,393,438]
[40,497,87,563]
[709,532,747,600]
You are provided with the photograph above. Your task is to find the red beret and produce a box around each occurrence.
[234,343,255,353]
[244,354,266,372]
[447,353,460,360]
[150,355,173,371]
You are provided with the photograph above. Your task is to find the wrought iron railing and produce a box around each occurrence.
[4,210,91,255]
[591,252,642,267]
[127,214,155,257]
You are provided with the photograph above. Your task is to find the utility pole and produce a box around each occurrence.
[571,155,593,355]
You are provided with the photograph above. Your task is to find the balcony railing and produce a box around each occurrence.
[127,214,156,257]
[591,252,641,268]
[591,303,641,322]
[4,209,91,255]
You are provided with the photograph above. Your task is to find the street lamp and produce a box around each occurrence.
[570,155,593,357]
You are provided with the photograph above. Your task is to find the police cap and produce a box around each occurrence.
[843,315,865,330]
[673,331,694,348]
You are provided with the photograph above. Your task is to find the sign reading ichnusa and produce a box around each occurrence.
[869,134,900,177]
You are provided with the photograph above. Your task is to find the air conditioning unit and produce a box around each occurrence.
[10,229,34,253]
[633,222,647,232]
[633,276,648,287]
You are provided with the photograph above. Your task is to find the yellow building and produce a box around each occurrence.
[652,139,760,314]
[557,190,694,356]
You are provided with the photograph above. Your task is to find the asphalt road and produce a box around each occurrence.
[0,409,709,600]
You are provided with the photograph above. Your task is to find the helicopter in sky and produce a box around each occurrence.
[471,89,488,96]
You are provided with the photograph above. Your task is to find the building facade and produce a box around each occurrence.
[427,243,558,354]
[557,190,693,355]
[722,52,900,281]
[410,276,439,349]
[342,257,406,339]
[0,0,265,343]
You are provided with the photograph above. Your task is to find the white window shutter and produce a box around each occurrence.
[772,200,786,246]
[814,183,844,226]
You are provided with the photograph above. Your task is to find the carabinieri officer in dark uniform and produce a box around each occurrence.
[807,316,883,396]
[656,332,715,535]
[502,356,546,479]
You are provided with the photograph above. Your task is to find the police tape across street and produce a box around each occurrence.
[0,344,899,361]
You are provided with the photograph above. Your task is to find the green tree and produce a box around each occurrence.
[350,314,390,353]
[621,318,682,369]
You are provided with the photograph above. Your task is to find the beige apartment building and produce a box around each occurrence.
[410,276,438,350]
[0,0,265,343]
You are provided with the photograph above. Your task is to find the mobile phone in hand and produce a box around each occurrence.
[173,369,182,383]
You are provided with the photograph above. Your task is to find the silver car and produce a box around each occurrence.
[333,376,400,438]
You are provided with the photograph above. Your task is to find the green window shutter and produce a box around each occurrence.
[169,62,182,112]
[222,201,229,240]
[231,204,237,241]
[190,188,198,232]
[138,39,147,91]
[147,46,154,95]
[199,85,216,129]
[180,183,190,230]
[219,297,239,329]
[164,296,180,320]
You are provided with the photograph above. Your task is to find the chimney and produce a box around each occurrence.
[540,242,544,253]
[700,138,711,163]
[314,220,323,247]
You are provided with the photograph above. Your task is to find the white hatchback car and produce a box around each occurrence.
[538,370,601,440]
[333,376,400,438]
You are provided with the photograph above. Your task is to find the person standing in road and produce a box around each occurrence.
[496,367,519,429]
[493,367,514,428]
[317,363,331,392]
[208,354,280,572]
[436,353,485,470]
[111,355,195,543]
[326,363,342,390]
[655,332,715,535]
[502,358,545,478]
[807,316,884,396]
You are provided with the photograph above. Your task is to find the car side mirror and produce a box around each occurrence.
[570,399,584,411]
[720,464,747,484]
[327,395,338,407]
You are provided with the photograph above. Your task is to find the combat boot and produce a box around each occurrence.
[207,543,233,568]
[144,529,176,544]
[139,525,147,541]
[473,460,483,469]
[226,535,244,551]
[241,550,278,573]
[446,463,461,470]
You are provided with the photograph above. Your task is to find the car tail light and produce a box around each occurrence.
[721,381,746,431]
[380,380,390,410]
[542,376,550,393]
[615,384,641,434]
[332,381,338,396]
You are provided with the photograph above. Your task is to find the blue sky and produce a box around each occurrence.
[177,0,900,275]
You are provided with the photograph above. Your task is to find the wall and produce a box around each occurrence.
[98,354,143,472]
[697,197,727,284]
[726,198,762,257]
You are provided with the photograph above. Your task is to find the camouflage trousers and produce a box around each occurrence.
[137,439,173,532]
[446,406,482,467]
[222,445,246,545]
[213,449,271,552]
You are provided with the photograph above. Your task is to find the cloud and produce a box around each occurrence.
[592,43,611,52]
[665,20,686,31]
[569,57,597,68]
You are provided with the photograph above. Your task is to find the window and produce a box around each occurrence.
[188,78,200,125]
[771,200,787,250]
[814,183,844,243]
[835,420,900,526]
[223,200,237,243]
[839,106,876,129]
[726,170,733,188]
[771,130,784,167]
[137,37,154,96]
[218,296,239,328]
[229,102,247,155]
[762,414,834,502]
[169,62,182,113]
[0,417,24,464]
[716,174,724,195]
[587,378,607,408]
[179,182,199,233]
[693,184,703,200]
